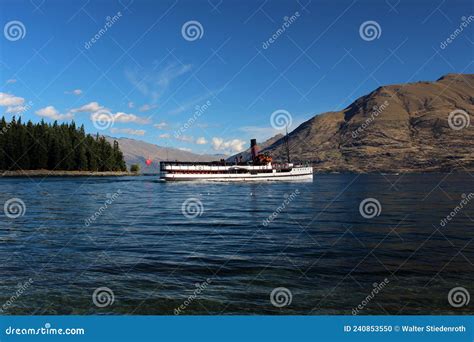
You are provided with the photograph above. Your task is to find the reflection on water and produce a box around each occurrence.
[0,173,473,315]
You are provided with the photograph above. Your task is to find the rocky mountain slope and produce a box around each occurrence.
[256,74,474,172]
[105,136,226,172]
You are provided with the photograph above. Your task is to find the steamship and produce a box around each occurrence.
[159,138,313,181]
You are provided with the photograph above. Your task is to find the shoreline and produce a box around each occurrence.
[0,170,137,177]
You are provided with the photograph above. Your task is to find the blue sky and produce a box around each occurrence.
[1,0,473,154]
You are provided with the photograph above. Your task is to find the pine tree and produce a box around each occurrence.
[113,140,126,171]
[3,116,17,170]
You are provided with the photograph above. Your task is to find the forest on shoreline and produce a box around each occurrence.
[0,116,127,172]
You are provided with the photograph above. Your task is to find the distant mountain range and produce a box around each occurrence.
[104,136,226,172]
[230,73,474,172]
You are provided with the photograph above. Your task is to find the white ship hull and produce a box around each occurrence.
[160,164,313,182]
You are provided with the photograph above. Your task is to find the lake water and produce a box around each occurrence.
[0,174,473,315]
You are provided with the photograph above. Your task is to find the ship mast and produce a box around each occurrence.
[285,125,291,164]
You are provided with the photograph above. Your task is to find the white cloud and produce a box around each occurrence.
[66,89,82,96]
[0,92,24,107]
[90,111,150,125]
[196,137,207,145]
[114,112,150,124]
[0,93,31,115]
[154,122,168,129]
[159,133,171,139]
[72,101,104,113]
[6,79,17,84]
[36,106,74,120]
[178,147,192,152]
[211,137,245,153]
[110,128,146,136]
[68,102,149,124]
[139,104,158,112]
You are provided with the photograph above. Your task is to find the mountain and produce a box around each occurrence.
[253,74,474,172]
[104,136,227,172]
[227,134,284,162]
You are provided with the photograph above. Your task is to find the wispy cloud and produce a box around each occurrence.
[125,62,192,103]
[156,63,192,89]
[139,104,158,112]
[154,122,168,129]
[168,92,213,116]
[175,134,194,142]
[65,89,83,96]
[159,133,171,139]
[5,79,16,84]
